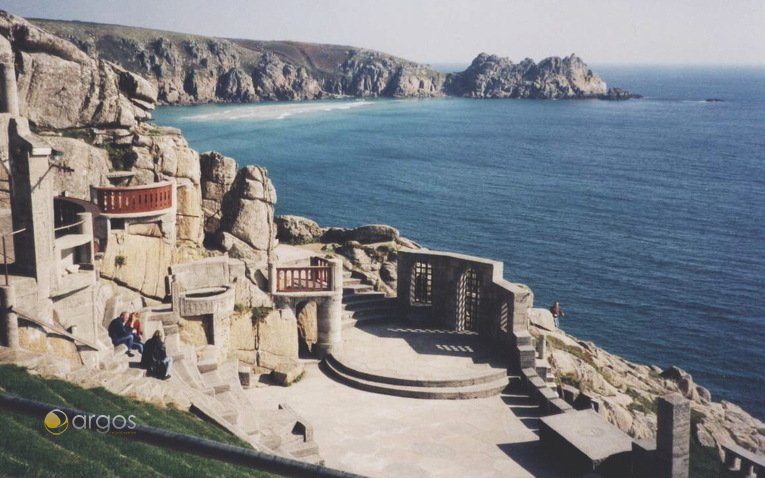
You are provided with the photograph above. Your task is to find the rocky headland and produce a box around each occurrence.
[30,18,638,103]
[1,8,759,471]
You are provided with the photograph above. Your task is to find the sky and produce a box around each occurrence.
[2,0,764,65]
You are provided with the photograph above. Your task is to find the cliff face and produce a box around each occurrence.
[0,10,279,297]
[30,19,445,103]
[29,18,626,103]
[0,12,154,129]
[445,53,607,99]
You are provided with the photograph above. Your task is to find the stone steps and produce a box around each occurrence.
[341,291,387,304]
[342,283,375,295]
[1,321,325,465]
[323,355,509,400]
[343,298,397,313]
[327,353,509,389]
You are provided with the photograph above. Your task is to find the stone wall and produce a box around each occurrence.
[397,249,573,416]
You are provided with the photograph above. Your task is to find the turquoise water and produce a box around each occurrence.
[154,66,765,419]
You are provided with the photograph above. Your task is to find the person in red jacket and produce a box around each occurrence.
[128,312,143,343]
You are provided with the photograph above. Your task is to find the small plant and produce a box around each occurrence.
[114,255,127,267]
[625,387,658,414]
[100,143,137,171]
[251,307,273,324]
[234,303,252,314]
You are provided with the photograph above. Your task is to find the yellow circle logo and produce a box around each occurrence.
[44,409,69,435]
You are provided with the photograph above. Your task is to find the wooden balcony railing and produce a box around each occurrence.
[276,266,332,293]
[93,181,173,215]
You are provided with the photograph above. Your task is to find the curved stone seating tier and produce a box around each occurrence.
[322,322,511,400]
[324,355,509,400]
[177,285,235,318]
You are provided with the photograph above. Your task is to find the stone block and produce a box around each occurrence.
[271,362,305,386]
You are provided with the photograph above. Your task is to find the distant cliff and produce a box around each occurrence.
[30,18,634,103]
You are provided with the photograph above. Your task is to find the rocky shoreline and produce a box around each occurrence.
[31,18,639,104]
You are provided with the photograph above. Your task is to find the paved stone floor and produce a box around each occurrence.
[245,324,569,478]
[335,324,507,381]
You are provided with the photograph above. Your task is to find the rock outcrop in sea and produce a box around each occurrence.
[30,18,636,103]
[445,52,608,99]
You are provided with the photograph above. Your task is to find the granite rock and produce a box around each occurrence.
[275,215,323,244]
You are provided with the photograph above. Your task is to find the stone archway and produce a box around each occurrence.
[296,300,318,355]
[456,268,480,332]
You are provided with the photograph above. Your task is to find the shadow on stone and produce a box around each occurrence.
[497,441,571,477]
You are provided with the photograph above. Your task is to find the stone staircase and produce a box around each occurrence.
[143,305,324,465]
[501,375,543,435]
[341,273,398,329]
[323,353,510,400]
[1,299,324,465]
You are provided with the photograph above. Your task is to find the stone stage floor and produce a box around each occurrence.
[245,322,571,478]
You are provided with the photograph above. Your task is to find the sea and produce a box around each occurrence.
[153,66,765,420]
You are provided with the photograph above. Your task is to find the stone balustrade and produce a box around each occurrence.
[722,443,764,477]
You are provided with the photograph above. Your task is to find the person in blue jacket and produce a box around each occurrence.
[108,311,143,356]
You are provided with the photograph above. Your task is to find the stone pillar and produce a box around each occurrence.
[0,285,19,348]
[0,64,19,116]
[315,294,342,358]
[77,212,94,265]
[0,36,20,116]
[657,393,691,478]
[331,258,343,292]
[268,262,277,294]
[9,119,56,298]
[536,335,546,359]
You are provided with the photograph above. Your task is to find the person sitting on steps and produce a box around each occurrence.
[128,312,143,343]
[108,311,144,356]
[141,330,173,380]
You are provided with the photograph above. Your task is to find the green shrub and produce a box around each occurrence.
[100,144,137,171]
[114,255,127,267]
[251,307,273,324]
[234,303,252,314]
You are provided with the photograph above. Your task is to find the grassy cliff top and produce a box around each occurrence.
[0,364,282,478]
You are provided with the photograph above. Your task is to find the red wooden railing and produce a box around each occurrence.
[276,266,332,292]
[94,182,173,215]
[311,257,331,268]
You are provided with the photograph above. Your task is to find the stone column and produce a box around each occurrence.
[77,212,94,265]
[536,335,546,359]
[331,258,343,292]
[268,262,277,295]
[657,393,691,478]
[315,294,342,358]
[0,285,19,349]
[0,36,20,116]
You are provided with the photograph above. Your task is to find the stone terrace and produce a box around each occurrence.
[246,323,572,478]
